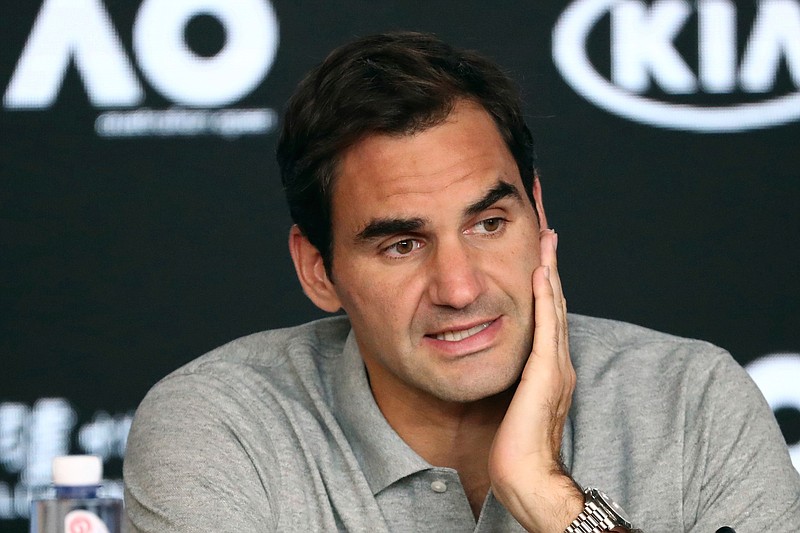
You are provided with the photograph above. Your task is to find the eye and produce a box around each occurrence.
[473,217,506,235]
[384,238,423,258]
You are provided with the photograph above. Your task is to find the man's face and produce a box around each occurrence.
[328,101,544,406]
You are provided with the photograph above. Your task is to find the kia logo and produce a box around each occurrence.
[553,0,800,132]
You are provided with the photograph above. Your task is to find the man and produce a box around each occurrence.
[124,32,800,532]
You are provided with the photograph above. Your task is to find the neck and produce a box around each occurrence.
[369,374,516,519]
[376,389,513,464]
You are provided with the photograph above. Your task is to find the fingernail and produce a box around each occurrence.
[544,266,550,280]
[553,232,558,251]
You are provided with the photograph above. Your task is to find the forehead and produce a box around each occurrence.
[331,101,521,230]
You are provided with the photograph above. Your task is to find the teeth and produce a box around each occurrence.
[435,322,491,342]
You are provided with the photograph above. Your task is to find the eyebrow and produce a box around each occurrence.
[355,217,427,243]
[354,179,524,244]
[463,180,523,218]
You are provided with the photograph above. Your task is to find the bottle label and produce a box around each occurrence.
[64,510,111,533]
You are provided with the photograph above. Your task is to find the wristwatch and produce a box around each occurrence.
[565,487,633,533]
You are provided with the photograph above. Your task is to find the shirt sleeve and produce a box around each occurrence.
[682,349,800,533]
[123,371,278,532]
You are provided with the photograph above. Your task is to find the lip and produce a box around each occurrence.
[422,317,502,357]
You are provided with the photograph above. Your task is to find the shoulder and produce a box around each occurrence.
[566,313,750,417]
[180,315,351,373]
[124,316,353,530]
[568,313,721,354]
[128,315,352,443]
[565,314,776,451]
[565,315,800,530]
[152,315,351,392]
[567,313,732,378]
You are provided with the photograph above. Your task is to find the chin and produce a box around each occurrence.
[433,366,522,403]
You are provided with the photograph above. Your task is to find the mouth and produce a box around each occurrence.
[429,320,494,342]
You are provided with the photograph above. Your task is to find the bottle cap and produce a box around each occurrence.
[52,455,102,486]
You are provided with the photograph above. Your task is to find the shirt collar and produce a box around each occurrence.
[331,329,430,495]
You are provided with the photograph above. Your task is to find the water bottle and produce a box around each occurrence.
[30,455,123,533]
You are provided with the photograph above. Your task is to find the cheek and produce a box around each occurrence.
[334,265,423,329]
[498,227,540,272]
[487,229,540,303]
[519,221,542,268]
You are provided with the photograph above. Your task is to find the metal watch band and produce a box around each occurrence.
[565,500,617,533]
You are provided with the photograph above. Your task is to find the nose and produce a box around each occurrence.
[426,237,485,309]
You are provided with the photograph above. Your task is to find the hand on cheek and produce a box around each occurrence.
[489,229,582,532]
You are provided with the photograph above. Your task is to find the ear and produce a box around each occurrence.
[532,175,549,230]
[288,225,342,313]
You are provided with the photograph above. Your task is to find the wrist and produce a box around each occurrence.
[564,487,634,533]
[494,471,583,533]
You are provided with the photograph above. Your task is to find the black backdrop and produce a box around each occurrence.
[2,1,799,531]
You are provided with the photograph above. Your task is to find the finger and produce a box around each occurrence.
[539,230,565,323]
[508,265,558,422]
[530,263,558,368]
[502,263,572,457]
[526,265,574,442]
[539,230,569,367]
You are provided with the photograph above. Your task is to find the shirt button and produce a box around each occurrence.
[430,480,447,493]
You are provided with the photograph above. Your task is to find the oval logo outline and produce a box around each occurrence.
[552,0,800,132]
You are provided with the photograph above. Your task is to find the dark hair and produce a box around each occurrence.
[277,31,536,274]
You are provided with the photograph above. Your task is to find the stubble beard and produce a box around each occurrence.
[413,299,534,404]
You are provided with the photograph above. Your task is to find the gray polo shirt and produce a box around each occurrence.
[123,315,800,532]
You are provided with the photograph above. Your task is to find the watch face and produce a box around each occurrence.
[595,489,633,525]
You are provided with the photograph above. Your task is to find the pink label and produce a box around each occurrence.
[64,510,110,533]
